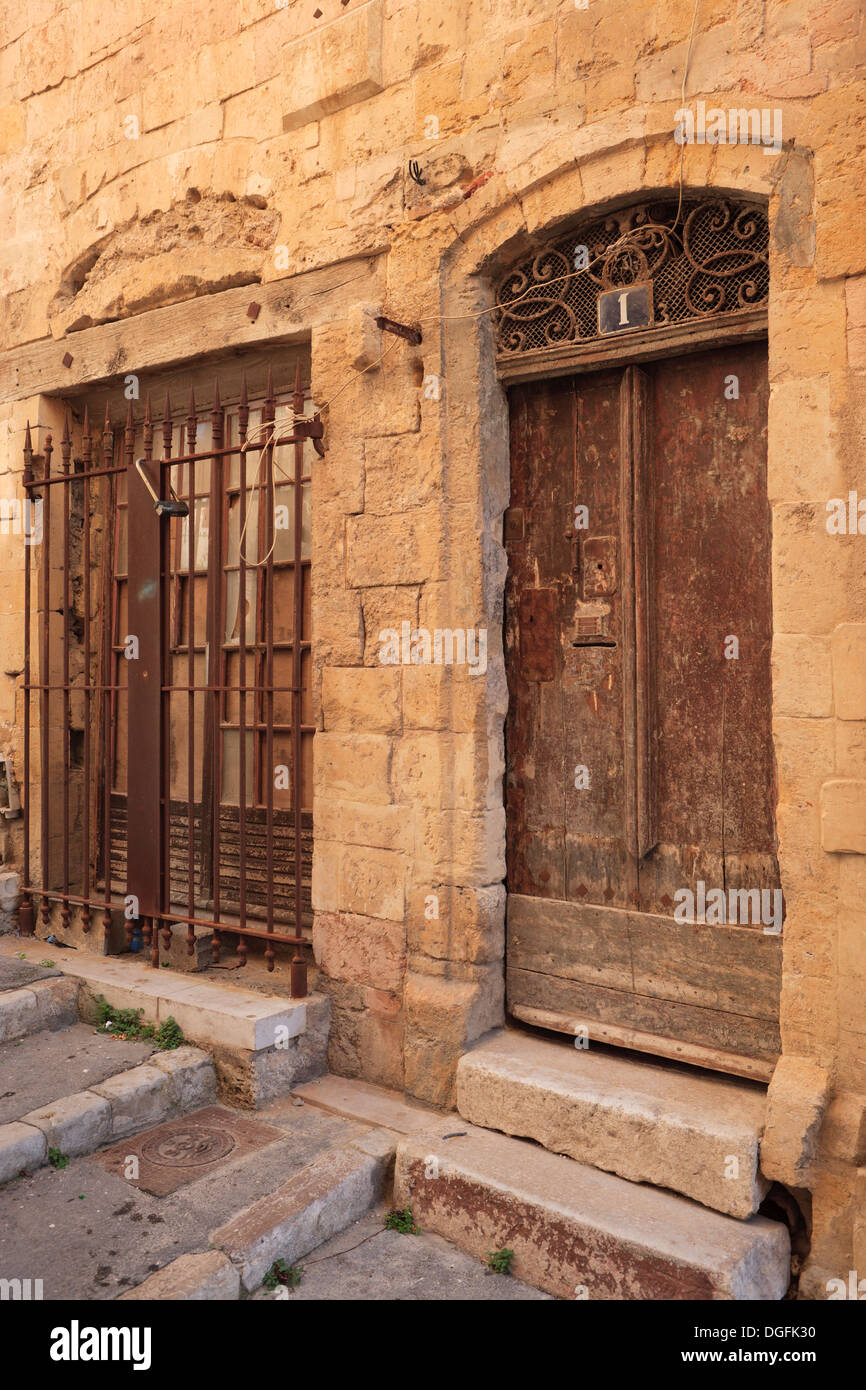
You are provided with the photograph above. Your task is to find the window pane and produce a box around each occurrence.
[221,729,255,804]
[178,497,210,572]
[224,569,258,643]
[227,490,259,567]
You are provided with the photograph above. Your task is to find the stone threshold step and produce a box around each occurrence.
[293,1073,442,1134]
[0,1046,216,1185]
[1,938,315,1052]
[395,1124,791,1301]
[457,1029,770,1219]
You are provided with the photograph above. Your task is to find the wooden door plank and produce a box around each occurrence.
[508,1003,776,1083]
[565,372,629,906]
[629,366,657,860]
[639,342,778,915]
[506,965,781,1064]
[507,893,781,1019]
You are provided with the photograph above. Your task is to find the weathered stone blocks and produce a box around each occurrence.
[280,0,384,133]
[0,1121,47,1184]
[760,1055,831,1185]
[821,780,866,854]
[211,1133,394,1291]
[395,1127,791,1300]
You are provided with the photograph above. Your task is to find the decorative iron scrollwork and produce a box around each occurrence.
[495,197,769,356]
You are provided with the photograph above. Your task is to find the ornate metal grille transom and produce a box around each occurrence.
[494,197,769,357]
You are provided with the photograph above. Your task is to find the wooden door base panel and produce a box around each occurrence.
[509,1002,775,1084]
[508,961,780,1072]
[507,893,782,1018]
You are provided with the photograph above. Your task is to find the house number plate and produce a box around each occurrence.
[598,281,653,335]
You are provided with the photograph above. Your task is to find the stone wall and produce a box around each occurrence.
[1,0,865,1295]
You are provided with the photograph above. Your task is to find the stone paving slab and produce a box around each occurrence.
[250,1207,553,1301]
[0,1022,154,1125]
[0,957,62,992]
[0,1099,367,1300]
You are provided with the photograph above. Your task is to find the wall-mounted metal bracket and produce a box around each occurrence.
[293,414,326,457]
[375,315,422,347]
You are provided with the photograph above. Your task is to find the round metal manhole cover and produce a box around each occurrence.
[140,1125,237,1169]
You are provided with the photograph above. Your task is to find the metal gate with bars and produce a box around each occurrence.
[18,365,322,995]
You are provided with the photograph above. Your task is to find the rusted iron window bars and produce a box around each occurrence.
[18,366,323,997]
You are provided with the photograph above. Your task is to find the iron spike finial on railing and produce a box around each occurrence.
[238,372,249,441]
[211,379,224,454]
[264,364,276,421]
[82,408,92,463]
[124,400,135,464]
[143,394,153,451]
[23,420,33,473]
[186,385,197,453]
[61,409,72,462]
[124,401,135,481]
[211,378,224,455]
[162,392,173,453]
[102,405,113,456]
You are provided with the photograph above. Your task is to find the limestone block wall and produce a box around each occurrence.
[0,0,865,1294]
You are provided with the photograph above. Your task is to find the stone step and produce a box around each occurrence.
[0,976,80,1044]
[207,1128,397,1292]
[1,939,310,1051]
[0,1094,370,1299]
[457,1029,770,1218]
[0,956,63,992]
[0,1045,217,1184]
[293,1073,440,1134]
[0,1021,154,1126]
[395,1124,791,1301]
[0,939,331,1106]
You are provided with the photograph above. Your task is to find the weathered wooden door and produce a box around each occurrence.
[504,341,782,1079]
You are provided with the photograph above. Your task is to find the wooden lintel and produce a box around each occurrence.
[0,253,386,406]
[496,308,768,383]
